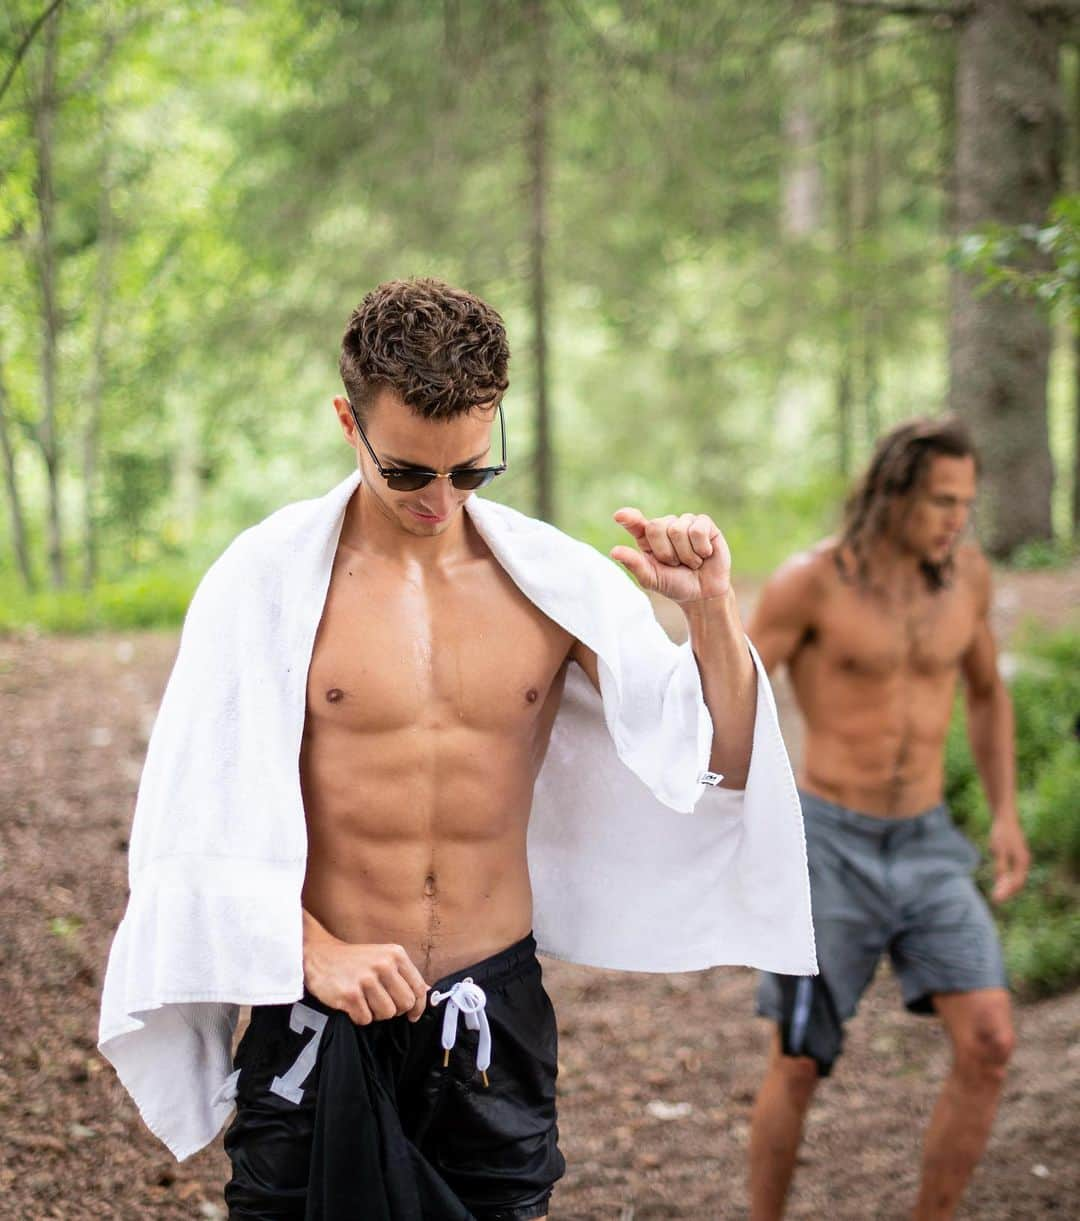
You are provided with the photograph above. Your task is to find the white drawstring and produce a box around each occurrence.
[430,978,492,1086]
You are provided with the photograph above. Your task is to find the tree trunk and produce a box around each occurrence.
[948,0,1061,557]
[0,346,35,591]
[84,106,114,590]
[774,41,826,436]
[859,27,883,442]
[1072,44,1080,540]
[1073,325,1080,539]
[526,0,553,524]
[32,4,65,587]
[833,7,857,476]
[781,46,825,240]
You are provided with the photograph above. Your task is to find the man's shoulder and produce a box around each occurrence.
[951,540,992,612]
[217,475,358,564]
[765,539,839,600]
[468,496,614,569]
[953,540,990,584]
[193,474,359,605]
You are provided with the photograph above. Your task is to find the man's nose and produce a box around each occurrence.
[427,476,458,513]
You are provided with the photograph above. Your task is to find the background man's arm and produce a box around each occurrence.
[960,550,1030,902]
[745,552,821,677]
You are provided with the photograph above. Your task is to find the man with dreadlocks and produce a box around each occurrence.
[746,417,1029,1221]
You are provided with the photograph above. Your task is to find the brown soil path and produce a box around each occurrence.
[1,565,1077,1219]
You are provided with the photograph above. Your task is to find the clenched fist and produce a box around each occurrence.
[610,507,732,604]
[303,922,429,1024]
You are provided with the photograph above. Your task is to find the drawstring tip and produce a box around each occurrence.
[443,1048,450,1068]
[481,1070,489,1089]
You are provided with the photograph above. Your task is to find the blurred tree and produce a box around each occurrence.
[948,0,1062,557]
[0,342,34,588]
[2,0,1078,590]
[526,0,553,521]
[29,0,65,586]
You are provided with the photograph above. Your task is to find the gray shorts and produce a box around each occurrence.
[757,791,1007,1074]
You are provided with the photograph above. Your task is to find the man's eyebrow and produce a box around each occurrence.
[382,450,486,468]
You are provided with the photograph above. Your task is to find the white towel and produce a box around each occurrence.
[98,471,815,1160]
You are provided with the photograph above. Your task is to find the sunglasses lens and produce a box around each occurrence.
[386,472,435,492]
[449,470,494,491]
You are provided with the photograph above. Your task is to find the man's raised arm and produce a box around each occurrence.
[600,506,758,789]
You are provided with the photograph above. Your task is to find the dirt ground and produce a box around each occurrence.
[1,565,1078,1220]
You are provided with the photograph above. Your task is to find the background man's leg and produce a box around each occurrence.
[748,1031,820,1221]
[913,988,1014,1221]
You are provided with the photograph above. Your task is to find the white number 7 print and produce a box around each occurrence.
[269,1002,328,1104]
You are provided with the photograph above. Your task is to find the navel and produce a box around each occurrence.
[423,872,437,898]
[325,687,345,703]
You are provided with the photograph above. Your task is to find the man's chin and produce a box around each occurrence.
[399,509,457,535]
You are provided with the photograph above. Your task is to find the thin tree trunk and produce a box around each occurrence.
[0,0,65,106]
[1071,45,1080,540]
[948,0,1061,557]
[833,6,856,476]
[84,107,114,590]
[0,347,35,591]
[1073,325,1080,539]
[774,42,826,434]
[859,26,882,442]
[527,0,553,523]
[32,4,65,587]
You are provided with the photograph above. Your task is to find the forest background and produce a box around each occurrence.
[5,0,1080,602]
[1,0,1078,1000]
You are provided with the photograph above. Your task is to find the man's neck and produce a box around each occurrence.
[852,534,925,598]
[337,483,474,567]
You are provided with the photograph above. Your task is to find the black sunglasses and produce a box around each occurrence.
[347,400,508,492]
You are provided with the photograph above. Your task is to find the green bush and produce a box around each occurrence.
[998,875,1080,1000]
[0,566,197,635]
[1008,539,1078,571]
[1026,742,1080,879]
[947,625,1080,997]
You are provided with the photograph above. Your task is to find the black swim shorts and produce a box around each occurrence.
[224,933,564,1220]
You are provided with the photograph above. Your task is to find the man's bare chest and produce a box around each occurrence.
[305,552,574,735]
[812,581,976,682]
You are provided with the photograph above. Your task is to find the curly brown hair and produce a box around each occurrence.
[838,415,979,592]
[340,278,510,421]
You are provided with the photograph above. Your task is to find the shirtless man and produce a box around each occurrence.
[746,417,1030,1221]
[222,278,759,1219]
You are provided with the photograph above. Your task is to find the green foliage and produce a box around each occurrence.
[947,626,1080,996]
[952,193,1080,320]
[1012,627,1080,792]
[0,565,197,635]
[47,914,84,941]
[1008,538,1080,572]
[1,0,981,590]
[998,877,1080,1001]
[1027,742,1080,878]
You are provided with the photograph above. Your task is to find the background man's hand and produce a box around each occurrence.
[303,927,429,1024]
[989,815,1031,903]
[610,507,732,604]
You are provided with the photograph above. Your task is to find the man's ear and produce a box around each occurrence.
[334,396,358,445]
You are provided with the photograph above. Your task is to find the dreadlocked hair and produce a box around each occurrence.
[837,416,979,592]
[340,278,509,421]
